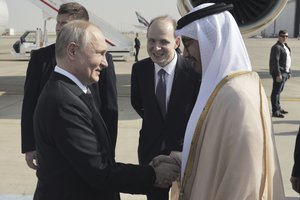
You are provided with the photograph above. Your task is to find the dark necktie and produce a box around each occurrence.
[86,87,99,113]
[156,69,166,117]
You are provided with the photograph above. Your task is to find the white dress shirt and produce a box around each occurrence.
[154,53,178,112]
[283,44,291,72]
[54,66,88,93]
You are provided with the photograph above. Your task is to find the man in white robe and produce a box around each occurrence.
[173,3,285,200]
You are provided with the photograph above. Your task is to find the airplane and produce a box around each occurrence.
[134,11,149,30]
[11,0,134,60]
[0,0,9,35]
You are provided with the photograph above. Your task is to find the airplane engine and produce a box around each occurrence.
[177,0,288,37]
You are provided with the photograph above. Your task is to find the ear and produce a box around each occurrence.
[66,42,78,60]
[175,36,180,49]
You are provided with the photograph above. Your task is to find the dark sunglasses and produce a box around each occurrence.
[280,35,288,38]
[182,37,194,48]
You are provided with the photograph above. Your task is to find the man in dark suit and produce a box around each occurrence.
[131,15,200,200]
[134,32,141,62]
[33,20,180,200]
[21,2,118,170]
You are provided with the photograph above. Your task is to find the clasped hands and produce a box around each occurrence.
[150,151,181,188]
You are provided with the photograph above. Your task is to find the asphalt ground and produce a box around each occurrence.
[0,34,300,199]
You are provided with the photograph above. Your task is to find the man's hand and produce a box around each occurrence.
[150,155,180,188]
[170,151,182,168]
[290,176,300,194]
[276,75,282,82]
[152,152,181,167]
[25,150,37,170]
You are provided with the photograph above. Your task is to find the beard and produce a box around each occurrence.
[185,56,202,76]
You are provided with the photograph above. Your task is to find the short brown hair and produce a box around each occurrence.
[58,2,89,21]
[278,30,288,36]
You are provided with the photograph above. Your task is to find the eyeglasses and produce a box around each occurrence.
[280,35,288,38]
[182,37,194,48]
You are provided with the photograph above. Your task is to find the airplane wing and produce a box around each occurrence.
[135,11,150,27]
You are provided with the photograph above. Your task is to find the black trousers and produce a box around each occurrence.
[135,47,140,61]
[271,72,288,113]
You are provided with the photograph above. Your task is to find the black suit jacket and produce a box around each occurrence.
[292,126,300,177]
[21,44,118,154]
[33,72,155,200]
[269,41,291,76]
[131,54,200,164]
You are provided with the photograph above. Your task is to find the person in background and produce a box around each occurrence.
[21,2,118,170]
[131,15,200,200]
[33,20,180,200]
[269,30,291,118]
[174,3,285,199]
[134,32,141,62]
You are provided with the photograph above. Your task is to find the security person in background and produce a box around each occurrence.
[269,29,291,118]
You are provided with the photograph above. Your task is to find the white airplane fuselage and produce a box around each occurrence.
[0,0,9,35]
[13,0,134,60]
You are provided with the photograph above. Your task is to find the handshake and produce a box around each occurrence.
[150,151,182,188]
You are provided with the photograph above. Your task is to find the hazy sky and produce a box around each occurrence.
[6,0,181,33]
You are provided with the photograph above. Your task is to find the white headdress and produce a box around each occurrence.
[176,3,252,175]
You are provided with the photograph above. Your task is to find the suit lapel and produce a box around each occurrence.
[79,91,114,162]
[147,61,166,119]
[52,73,114,162]
[146,56,186,120]
[147,61,156,96]
[166,55,183,117]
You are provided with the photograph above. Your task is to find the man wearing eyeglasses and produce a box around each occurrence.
[269,30,291,118]
[171,3,285,199]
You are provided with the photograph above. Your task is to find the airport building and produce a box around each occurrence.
[263,0,300,37]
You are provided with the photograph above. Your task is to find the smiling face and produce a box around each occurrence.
[146,18,180,67]
[73,26,108,85]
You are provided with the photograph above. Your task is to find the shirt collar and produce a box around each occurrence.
[154,52,177,75]
[54,66,88,93]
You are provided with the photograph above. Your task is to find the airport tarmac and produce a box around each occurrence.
[0,34,300,200]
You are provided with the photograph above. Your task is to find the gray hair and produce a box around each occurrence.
[55,20,94,59]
